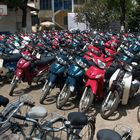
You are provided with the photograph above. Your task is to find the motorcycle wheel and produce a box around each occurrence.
[9,77,18,96]
[56,84,71,109]
[100,90,120,119]
[40,84,51,104]
[137,106,140,123]
[78,88,94,113]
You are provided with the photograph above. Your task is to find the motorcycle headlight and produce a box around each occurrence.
[98,59,106,69]
[124,64,132,72]
[56,56,67,65]
[76,58,87,68]
[22,53,32,61]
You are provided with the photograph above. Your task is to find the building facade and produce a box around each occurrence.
[38,0,86,29]
[0,0,39,33]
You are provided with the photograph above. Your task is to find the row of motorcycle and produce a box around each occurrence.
[0,30,140,121]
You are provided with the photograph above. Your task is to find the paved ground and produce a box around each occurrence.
[0,82,140,140]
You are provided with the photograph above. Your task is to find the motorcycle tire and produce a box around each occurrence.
[40,84,51,104]
[78,88,94,113]
[9,79,18,96]
[137,106,140,123]
[56,84,71,109]
[100,90,120,119]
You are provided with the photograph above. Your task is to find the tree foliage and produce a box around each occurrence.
[127,0,140,32]
[75,0,138,31]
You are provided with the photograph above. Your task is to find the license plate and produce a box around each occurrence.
[0,59,3,68]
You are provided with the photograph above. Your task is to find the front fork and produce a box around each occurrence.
[42,73,57,91]
[11,75,19,85]
[65,76,76,92]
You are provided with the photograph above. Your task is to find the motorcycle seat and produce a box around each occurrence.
[68,112,88,128]
[3,54,22,63]
[97,129,122,140]
[27,106,47,119]
[35,56,55,65]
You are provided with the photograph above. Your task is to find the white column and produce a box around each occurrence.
[72,0,74,13]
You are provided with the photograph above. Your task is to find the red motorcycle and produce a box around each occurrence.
[9,46,55,96]
[79,46,116,113]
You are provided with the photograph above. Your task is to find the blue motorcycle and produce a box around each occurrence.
[56,56,88,109]
[40,50,69,104]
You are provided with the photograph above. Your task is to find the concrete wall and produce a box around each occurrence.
[0,8,32,33]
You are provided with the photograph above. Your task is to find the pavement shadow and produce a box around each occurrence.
[41,89,60,105]
[41,94,58,105]
[12,83,43,96]
[56,93,82,111]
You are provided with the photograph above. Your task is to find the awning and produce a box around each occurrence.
[40,21,55,27]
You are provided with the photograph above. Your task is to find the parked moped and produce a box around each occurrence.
[56,55,88,109]
[79,46,115,113]
[101,60,140,119]
[40,49,69,104]
[9,47,55,96]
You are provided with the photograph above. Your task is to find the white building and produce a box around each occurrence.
[0,1,39,33]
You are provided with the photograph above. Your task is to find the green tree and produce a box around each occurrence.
[75,0,136,32]
[127,0,140,32]
[75,0,116,30]
[1,0,28,32]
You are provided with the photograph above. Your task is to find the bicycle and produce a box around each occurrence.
[0,94,34,138]
[1,104,95,140]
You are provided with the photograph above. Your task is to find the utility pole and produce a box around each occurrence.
[51,0,55,30]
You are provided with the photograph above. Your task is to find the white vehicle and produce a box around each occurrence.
[101,62,140,119]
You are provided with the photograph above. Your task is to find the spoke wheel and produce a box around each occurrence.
[100,90,120,119]
[137,106,140,123]
[40,84,51,104]
[79,88,94,113]
[79,120,95,140]
[56,84,71,109]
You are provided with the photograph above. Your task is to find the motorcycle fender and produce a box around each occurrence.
[122,72,132,105]
[48,73,57,87]
[66,76,76,92]
[86,79,97,94]
[15,68,23,79]
[109,69,121,88]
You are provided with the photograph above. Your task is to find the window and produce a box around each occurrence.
[54,0,72,12]
[54,0,63,12]
[64,0,72,10]
[40,0,51,10]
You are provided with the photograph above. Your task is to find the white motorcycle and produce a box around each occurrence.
[101,62,140,119]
